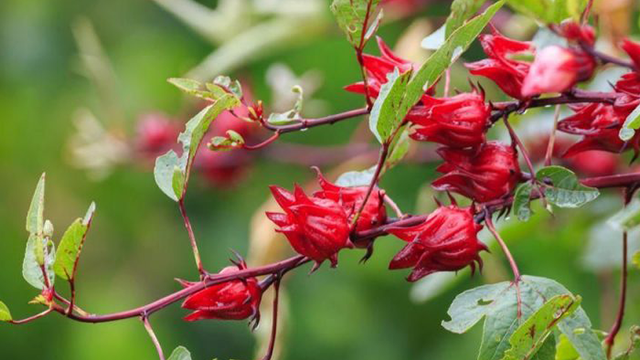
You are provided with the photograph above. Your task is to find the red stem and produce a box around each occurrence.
[178,199,205,278]
[142,316,165,360]
[9,308,53,325]
[350,143,389,229]
[259,277,281,360]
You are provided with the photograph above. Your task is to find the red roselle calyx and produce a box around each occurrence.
[387,204,486,282]
[313,168,387,232]
[521,45,596,97]
[465,29,533,99]
[181,261,262,323]
[267,183,353,267]
[406,88,490,149]
[432,141,522,203]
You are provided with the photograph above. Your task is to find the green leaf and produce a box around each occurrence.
[442,276,604,360]
[267,85,304,126]
[23,235,55,290]
[335,167,376,187]
[330,0,382,47]
[369,68,412,144]
[445,0,486,38]
[53,202,96,281]
[555,334,581,360]
[502,294,580,360]
[536,166,599,208]
[168,346,192,360]
[26,173,45,235]
[608,198,640,231]
[408,1,504,118]
[0,301,12,322]
[620,103,640,141]
[208,130,245,151]
[633,251,640,270]
[513,182,534,222]
[385,125,411,171]
[532,335,557,360]
[506,0,586,23]
[154,95,240,201]
[213,75,243,99]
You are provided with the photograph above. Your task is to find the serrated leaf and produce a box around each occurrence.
[442,276,604,360]
[168,346,192,360]
[369,68,412,144]
[53,202,95,281]
[330,0,382,47]
[608,198,640,231]
[620,103,640,141]
[336,167,376,187]
[513,182,534,221]
[407,1,504,119]
[267,86,304,125]
[502,294,580,360]
[26,173,45,235]
[154,95,240,201]
[0,301,12,322]
[536,166,599,208]
[23,235,55,290]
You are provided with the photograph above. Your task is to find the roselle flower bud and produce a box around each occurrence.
[432,141,521,203]
[521,46,596,97]
[406,89,490,148]
[465,30,533,99]
[621,38,640,69]
[387,205,486,282]
[135,113,181,160]
[558,21,596,46]
[558,102,640,157]
[181,262,261,322]
[267,184,352,267]
[313,169,387,232]
[345,37,414,98]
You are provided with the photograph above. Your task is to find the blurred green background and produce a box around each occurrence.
[1,0,639,359]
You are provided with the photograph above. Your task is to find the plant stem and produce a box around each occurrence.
[262,108,369,133]
[178,199,205,278]
[142,315,165,360]
[9,308,53,325]
[544,105,561,166]
[260,277,281,360]
[351,144,389,229]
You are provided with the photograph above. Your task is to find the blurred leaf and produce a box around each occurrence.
[154,95,240,201]
[168,346,192,360]
[620,103,640,141]
[421,25,446,50]
[442,276,604,360]
[633,251,640,269]
[336,167,376,187]
[26,173,45,235]
[612,325,640,360]
[502,294,580,360]
[168,77,233,102]
[608,198,640,231]
[555,333,580,360]
[536,166,599,208]
[531,335,557,360]
[330,0,381,47]
[23,236,55,290]
[513,182,533,221]
[0,301,11,322]
[268,85,304,125]
[53,202,96,281]
[506,0,586,23]
[369,68,412,144]
[445,0,486,38]
[408,1,504,116]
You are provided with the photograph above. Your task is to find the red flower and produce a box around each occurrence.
[558,102,640,157]
[267,184,352,267]
[135,113,181,161]
[387,205,486,282]
[621,38,640,70]
[313,168,387,232]
[406,89,490,148]
[558,21,596,46]
[345,37,414,98]
[432,141,521,203]
[521,45,595,97]
[181,262,261,322]
[568,150,620,177]
[465,30,533,99]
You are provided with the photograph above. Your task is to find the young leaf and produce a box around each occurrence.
[26,173,46,235]
[335,167,376,187]
[369,68,412,144]
[407,1,504,119]
[213,75,243,99]
[442,276,604,360]
[502,294,580,360]
[608,198,640,231]
[536,166,599,208]
[168,346,192,360]
[154,94,240,201]
[0,301,12,322]
[619,103,640,141]
[53,202,96,281]
[208,130,245,152]
[330,0,382,47]
[23,236,55,290]
[513,182,533,221]
[267,85,304,126]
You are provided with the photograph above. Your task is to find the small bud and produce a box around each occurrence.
[521,46,595,97]
[43,220,54,238]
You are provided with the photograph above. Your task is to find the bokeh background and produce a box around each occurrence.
[1,0,640,359]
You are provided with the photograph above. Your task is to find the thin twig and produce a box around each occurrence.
[142,315,165,360]
[9,308,53,325]
[544,105,561,167]
[259,276,281,360]
[178,199,205,278]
